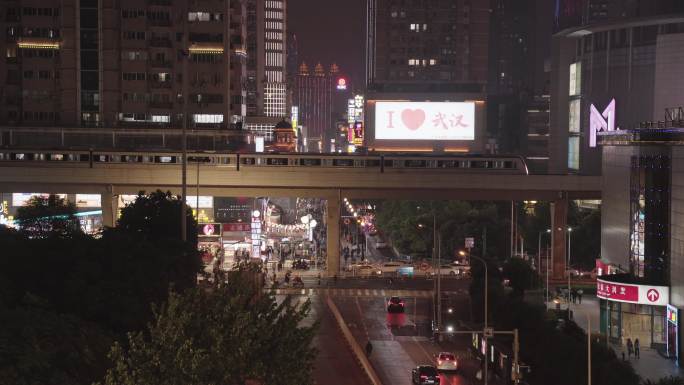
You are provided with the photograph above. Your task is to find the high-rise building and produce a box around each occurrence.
[366,0,489,90]
[244,0,287,142]
[294,62,335,152]
[549,0,684,175]
[245,0,286,118]
[487,0,553,172]
[0,0,247,130]
[365,0,490,153]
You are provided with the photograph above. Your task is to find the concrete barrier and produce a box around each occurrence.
[325,295,384,385]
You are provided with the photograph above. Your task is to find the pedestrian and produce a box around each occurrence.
[626,338,633,359]
[365,340,373,357]
[577,289,583,304]
[634,338,640,359]
[317,273,321,286]
[272,272,277,285]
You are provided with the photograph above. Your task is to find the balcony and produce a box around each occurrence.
[149,60,172,69]
[149,80,172,89]
[148,101,173,109]
[149,19,172,27]
[149,38,172,48]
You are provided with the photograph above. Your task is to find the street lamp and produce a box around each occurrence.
[539,229,551,304]
[470,253,489,385]
[567,227,573,311]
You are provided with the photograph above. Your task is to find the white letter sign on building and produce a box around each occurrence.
[589,98,617,148]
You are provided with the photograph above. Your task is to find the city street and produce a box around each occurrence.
[330,280,478,385]
[278,293,370,385]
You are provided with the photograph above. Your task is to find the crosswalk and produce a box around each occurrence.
[270,287,468,298]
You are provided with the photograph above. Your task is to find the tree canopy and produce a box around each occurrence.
[99,268,318,385]
[115,190,197,244]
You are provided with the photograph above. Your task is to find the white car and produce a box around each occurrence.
[354,264,381,277]
[432,265,469,277]
[435,352,458,371]
[378,261,405,275]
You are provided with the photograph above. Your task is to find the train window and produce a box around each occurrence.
[94,155,109,162]
[503,161,515,169]
[12,153,25,160]
[301,158,321,166]
[365,159,381,167]
[156,156,174,163]
[219,157,230,165]
[267,158,288,166]
[49,154,64,161]
[384,159,394,168]
[110,155,121,162]
[333,158,354,167]
[470,160,486,168]
[79,154,90,162]
[34,153,46,161]
[404,159,426,168]
[242,157,256,165]
[0,153,5,161]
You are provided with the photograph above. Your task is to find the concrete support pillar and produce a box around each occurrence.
[550,195,568,280]
[326,196,340,277]
[101,190,117,229]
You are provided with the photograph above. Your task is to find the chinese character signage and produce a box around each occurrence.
[596,278,669,306]
[375,101,475,140]
[222,223,250,232]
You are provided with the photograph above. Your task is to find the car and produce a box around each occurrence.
[431,265,467,276]
[378,261,405,275]
[387,296,405,313]
[435,352,458,371]
[411,365,440,384]
[355,264,381,277]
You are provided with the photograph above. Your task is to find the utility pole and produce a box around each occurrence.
[471,254,488,385]
[437,234,442,336]
[588,315,592,385]
[482,226,487,258]
[510,201,514,258]
[513,328,520,384]
[180,11,188,242]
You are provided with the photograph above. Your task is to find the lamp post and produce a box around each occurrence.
[470,253,489,385]
[539,229,551,303]
[567,227,573,311]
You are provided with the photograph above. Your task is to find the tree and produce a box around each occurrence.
[116,190,197,244]
[644,377,684,385]
[0,295,112,385]
[15,194,82,238]
[502,257,537,298]
[99,268,318,385]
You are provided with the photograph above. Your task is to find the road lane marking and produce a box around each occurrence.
[414,336,435,363]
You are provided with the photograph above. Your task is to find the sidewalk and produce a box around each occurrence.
[556,295,683,382]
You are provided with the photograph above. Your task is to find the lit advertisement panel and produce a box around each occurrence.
[375,102,475,140]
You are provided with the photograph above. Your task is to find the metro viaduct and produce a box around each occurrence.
[0,154,601,278]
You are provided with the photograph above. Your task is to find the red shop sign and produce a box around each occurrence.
[597,281,639,302]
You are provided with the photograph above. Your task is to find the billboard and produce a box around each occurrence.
[375,101,475,140]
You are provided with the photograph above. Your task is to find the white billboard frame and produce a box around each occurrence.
[374,101,476,141]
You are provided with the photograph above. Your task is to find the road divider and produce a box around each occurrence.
[326,295,383,385]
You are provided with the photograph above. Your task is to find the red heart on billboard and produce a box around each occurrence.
[401,109,426,131]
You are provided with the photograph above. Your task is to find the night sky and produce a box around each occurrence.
[288,0,366,89]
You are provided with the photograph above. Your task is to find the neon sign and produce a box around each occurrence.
[336,78,347,90]
[589,98,617,148]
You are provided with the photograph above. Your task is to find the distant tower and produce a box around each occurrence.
[294,61,334,151]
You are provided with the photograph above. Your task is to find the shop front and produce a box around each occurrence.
[598,278,669,349]
[221,222,251,266]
